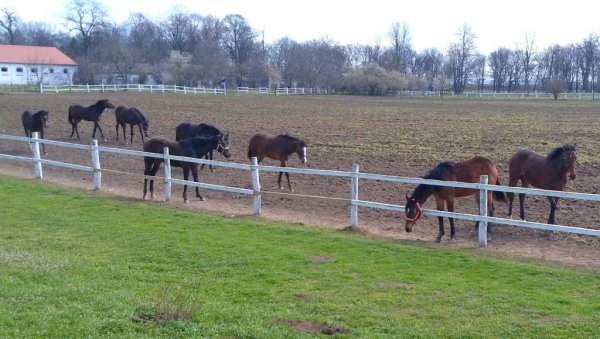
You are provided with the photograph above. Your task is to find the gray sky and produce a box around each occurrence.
[4,0,600,54]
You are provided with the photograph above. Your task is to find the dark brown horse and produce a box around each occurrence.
[143,134,231,203]
[115,106,149,144]
[175,122,224,171]
[68,99,115,141]
[21,109,49,154]
[507,144,577,224]
[404,156,506,243]
[247,132,307,192]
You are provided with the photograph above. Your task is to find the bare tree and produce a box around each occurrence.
[222,14,258,86]
[489,47,511,91]
[0,8,22,44]
[387,22,413,74]
[64,0,109,57]
[128,13,169,65]
[578,34,599,92]
[159,7,199,54]
[519,34,536,93]
[447,24,477,93]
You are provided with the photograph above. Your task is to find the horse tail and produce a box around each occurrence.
[67,108,73,125]
[493,178,507,202]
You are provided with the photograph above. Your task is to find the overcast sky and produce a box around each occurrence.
[4,0,600,54]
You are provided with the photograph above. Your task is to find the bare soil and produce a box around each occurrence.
[1,93,599,270]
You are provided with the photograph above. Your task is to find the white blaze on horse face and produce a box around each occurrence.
[301,146,307,164]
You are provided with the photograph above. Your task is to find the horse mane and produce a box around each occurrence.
[410,161,455,202]
[277,134,305,146]
[547,144,576,161]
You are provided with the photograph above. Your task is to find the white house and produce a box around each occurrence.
[0,44,78,86]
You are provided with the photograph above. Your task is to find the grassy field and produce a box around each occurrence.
[1,176,599,338]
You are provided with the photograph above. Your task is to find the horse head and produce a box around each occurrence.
[404,193,423,233]
[39,110,49,128]
[142,119,150,137]
[562,144,577,180]
[216,133,231,158]
[98,99,115,110]
[296,140,307,164]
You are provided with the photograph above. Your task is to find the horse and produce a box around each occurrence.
[68,99,115,141]
[507,144,577,224]
[21,109,49,154]
[142,134,231,203]
[247,132,307,192]
[115,106,149,144]
[175,122,224,171]
[404,156,506,243]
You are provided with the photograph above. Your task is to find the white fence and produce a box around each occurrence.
[1,133,599,248]
[38,83,327,96]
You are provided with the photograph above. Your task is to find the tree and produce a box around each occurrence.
[221,14,258,86]
[519,34,536,93]
[128,13,169,65]
[159,7,199,55]
[448,24,477,93]
[489,47,511,91]
[0,8,22,44]
[578,34,599,92]
[387,22,413,74]
[64,0,110,57]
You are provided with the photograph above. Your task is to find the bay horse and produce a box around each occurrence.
[247,132,307,192]
[115,106,149,144]
[21,109,49,154]
[142,134,231,203]
[175,122,224,171]
[507,144,577,224]
[404,156,506,243]
[68,99,115,141]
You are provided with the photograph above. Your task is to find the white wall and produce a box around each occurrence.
[0,64,77,86]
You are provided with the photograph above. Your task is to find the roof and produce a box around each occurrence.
[0,44,77,66]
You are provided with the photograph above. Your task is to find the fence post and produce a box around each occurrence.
[251,157,261,214]
[90,139,101,190]
[101,83,105,92]
[31,132,43,179]
[478,175,488,247]
[350,164,359,229]
[163,147,172,202]
[86,84,90,93]
[39,83,43,93]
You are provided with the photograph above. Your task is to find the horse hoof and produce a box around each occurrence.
[200,197,206,202]
[184,199,189,204]
[435,238,442,243]
[143,195,147,200]
[447,238,456,243]
[151,194,156,199]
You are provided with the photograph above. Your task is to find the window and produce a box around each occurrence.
[63,68,68,74]
[31,67,38,73]
[16,67,24,75]
[49,68,54,73]
[1,66,7,73]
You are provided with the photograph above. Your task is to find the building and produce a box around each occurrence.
[0,44,78,86]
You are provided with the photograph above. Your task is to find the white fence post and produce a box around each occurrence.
[478,175,489,247]
[91,139,101,190]
[251,157,261,214]
[101,83,105,92]
[86,84,90,93]
[39,83,43,94]
[163,147,172,202]
[31,132,43,179]
[350,164,359,229]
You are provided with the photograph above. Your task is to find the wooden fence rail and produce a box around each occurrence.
[1,133,599,247]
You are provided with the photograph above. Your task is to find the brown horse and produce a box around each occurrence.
[507,144,577,224]
[115,106,149,144]
[143,134,231,203]
[68,99,115,141]
[21,109,49,154]
[404,156,506,243]
[247,132,307,191]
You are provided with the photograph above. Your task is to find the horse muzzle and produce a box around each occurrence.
[44,122,49,128]
[405,221,414,233]
[301,156,307,164]
[569,172,576,180]
[222,149,231,158]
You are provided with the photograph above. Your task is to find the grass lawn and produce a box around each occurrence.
[0,175,599,338]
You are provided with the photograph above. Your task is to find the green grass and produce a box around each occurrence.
[1,176,599,338]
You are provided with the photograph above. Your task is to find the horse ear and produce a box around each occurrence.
[405,192,410,201]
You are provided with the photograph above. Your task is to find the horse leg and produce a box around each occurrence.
[40,130,46,155]
[201,153,207,170]
[72,122,81,139]
[446,198,456,242]
[547,197,559,224]
[130,124,135,144]
[518,178,530,221]
[94,122,106,141]
[280,160,293,192]
[192,165,204,201]
[138,125,144,143]
[143,160,159,200]
[209,151,214,172]
[434,196,445,243]
[182,166,190,203]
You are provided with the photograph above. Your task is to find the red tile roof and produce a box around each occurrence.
[0,44,77,66]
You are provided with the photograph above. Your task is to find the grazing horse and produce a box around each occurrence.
[21,109,49,154]
[247,132,307,192]
[404,156,506,243]
[175,122,224,171]
[115,106,150,143]
[68,99,115,140]
[142,134,231,203]
[507,144,577,224]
